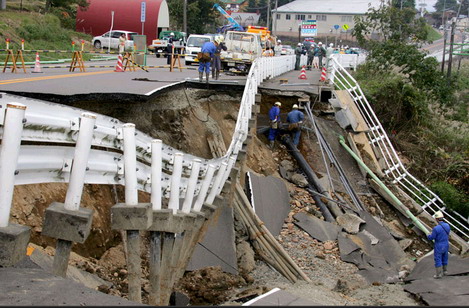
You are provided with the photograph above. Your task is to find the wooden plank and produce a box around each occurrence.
[350,132,384,178]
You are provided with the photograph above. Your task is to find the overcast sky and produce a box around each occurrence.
[420,0,438,12]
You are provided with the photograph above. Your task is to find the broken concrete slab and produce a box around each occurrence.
[358,266,400,284]
[293,212,342,242]
[357,211,394,242]
[404,276,469,296]
[243,288,321,306]
[383,219,407,240]
[419,292,469,306]
[336,213,365,234]
[0,268,146,306]
[399,239,413,251]
[21,246,112,290]
[361,230,379,245]
[290,173,308,187]
[338,233,360,256]
[188,202,237,274]
[405,253,469,282]
[246,172,291,237]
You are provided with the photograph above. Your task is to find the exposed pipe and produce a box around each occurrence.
[281,135,335,222]
[338,135,430,235]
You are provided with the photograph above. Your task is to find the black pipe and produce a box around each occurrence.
[281,135,335,222]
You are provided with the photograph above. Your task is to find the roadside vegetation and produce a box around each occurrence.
[352,0,468,217]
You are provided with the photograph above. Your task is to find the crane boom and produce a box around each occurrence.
[213,3,244,32]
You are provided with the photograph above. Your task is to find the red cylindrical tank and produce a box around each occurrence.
[76,0,167,46]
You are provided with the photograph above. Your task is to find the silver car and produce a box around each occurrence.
[92,30,138,50]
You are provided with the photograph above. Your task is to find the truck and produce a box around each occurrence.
[220,31,263,74]
[184,34,215,66]
[148,31,187,58]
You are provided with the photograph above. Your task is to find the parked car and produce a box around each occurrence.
[281,45,294,55]
[184,34,214,65]
[92,30,138,51]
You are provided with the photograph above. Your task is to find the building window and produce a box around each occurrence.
[286,14,291,20]
[316,14,327,21]
[308,15,312,19]
[295,14,305,21]
[276,13,280,20]
[341,16,353,22]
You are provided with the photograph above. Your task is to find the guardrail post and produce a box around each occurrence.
[41,113,96,277]
[110,123,152,303]
[0,103,31,267]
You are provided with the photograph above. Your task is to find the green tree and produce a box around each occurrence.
[167,0,218,34]
[391,0,416,9]
[434,0,458,11]
[46,0,88,12]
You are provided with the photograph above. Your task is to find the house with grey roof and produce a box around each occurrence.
[272,0,384,37]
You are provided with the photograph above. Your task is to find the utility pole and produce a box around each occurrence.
[1,0,6,10]
[447,18,456,79]
[183,0,187,34]
[273,0,278,35]
[267,0,271,29]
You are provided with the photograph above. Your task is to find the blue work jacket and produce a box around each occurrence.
[427,222,450,252]
[286,109,304,124]
[269,106,280,122]
[201,41,217,58]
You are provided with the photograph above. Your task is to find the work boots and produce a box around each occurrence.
[443,265,448,276]
[434,267,443,279]
[206,72,210,83]
[215,71,220,80]
[269,140,275,149]
[198,72,203,82]
[212,70,215,79]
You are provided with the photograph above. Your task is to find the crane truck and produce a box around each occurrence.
[213,3,244,33]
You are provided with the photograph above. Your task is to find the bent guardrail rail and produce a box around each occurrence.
[328,56,469,245]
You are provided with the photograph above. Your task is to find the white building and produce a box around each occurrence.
[272,0,384,38]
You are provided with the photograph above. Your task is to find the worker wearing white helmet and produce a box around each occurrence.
[427,211,450,279]
[286,103,305,146]
[211,36,227,80]
[166,32,176,65]
[295,43,305,70]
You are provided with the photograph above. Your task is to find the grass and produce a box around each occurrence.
[426,25,442,42]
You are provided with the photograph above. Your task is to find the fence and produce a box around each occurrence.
[328,56,469,243]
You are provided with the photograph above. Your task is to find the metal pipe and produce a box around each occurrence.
[123,123,138,206]
[64,112,96,211]
[182,159,201,213]
[0,103,26,227]
[168,153,184,214]
[151,139,162,210]
[338,135,430,235]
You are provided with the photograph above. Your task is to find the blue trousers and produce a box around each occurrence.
[291,130,301,146]
[198,61,211,73]
[434,249,449,267]
[268,128,278,141]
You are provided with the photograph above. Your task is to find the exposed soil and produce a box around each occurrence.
[9,86,433,306]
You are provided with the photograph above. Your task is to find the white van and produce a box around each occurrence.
[184,34,214,65]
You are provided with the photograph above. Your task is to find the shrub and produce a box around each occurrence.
[430,181,469,218]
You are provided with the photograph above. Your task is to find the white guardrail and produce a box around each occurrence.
[0,55,297,227]
[328,56,469,243]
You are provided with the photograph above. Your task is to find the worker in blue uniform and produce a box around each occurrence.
[427,211,451,279]
[268,101,282,149]
[286,104,305,146]
[198,40,218,83]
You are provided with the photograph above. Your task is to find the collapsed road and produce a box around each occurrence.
[0,55,468,306]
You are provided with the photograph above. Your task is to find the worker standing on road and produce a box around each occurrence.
[118,33,126,54]
[427,211,451,279]
[306,44,314,70]
[268,102,282,149]
[317,42,326,68]
[295,43,304,70]
[286,104,304,146]
[211,36,227,80]
[198,39,218,83]
[274,39,282,56]
[166,32,175,65]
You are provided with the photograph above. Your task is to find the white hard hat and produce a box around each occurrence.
[318,42,322,45]
[329,43,334,47]
[275,101,281,106]
[297,42,302,46]
[434,211,444,219]
[277,39,281,43]
[293,104,298,109]
[170,32,174,36]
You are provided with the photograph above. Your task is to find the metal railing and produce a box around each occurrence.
[328,56,469,243]
[0,54,296,227]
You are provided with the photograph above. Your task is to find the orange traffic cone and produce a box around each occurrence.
[320,66,327,82]
[298,66,307,80]
[32,52,43,73]
[114,54,124,72]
